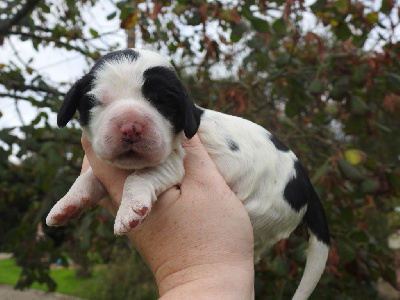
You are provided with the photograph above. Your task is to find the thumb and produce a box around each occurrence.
[181,135,228,189]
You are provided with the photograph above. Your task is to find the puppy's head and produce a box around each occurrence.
[58,49,202,169]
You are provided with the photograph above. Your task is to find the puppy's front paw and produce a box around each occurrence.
[46,196,95,226]
[114,201,150,235]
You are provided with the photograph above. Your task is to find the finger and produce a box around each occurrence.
[81,131,91,152]
[81,155,91,174]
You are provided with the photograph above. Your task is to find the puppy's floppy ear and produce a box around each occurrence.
[57,82,81,128]
[182,90,202,139]
[57,73,93,128]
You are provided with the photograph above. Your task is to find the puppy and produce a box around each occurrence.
[46,49,330,300]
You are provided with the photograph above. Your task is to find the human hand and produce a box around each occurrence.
[81,133,255,299]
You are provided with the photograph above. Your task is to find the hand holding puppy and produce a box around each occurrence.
[81,133,255,299]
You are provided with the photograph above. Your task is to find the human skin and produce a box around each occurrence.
[81,133,255,299]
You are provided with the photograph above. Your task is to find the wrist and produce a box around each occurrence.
[124,228,254,299]
[158,260,255,300]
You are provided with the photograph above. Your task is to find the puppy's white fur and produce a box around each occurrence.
[47,49,329,300]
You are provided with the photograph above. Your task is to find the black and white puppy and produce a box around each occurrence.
[46,49,330,300]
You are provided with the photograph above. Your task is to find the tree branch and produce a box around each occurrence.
[0,92,40,104]
[0,0,42,35]
[6,30,90,55]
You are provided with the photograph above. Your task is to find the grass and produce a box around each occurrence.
[0,258,99,298]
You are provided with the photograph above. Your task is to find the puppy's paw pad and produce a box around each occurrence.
[114,213,145,235]
[46,204,85,226]
[129,219,140,228]
[133,206,149,217]
[52,214,68,224]
[114,219,137,236]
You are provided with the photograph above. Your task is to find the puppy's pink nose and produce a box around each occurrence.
[120,123,143,142]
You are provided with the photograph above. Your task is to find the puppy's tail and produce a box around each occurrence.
[292,189,330,300]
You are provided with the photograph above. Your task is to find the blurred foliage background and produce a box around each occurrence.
[0,0,399,299]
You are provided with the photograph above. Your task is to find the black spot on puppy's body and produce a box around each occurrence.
[283,161,309,212]
[227,139,239,151]
[284,160,330,245]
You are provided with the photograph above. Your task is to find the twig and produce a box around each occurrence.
[0,0,41,35]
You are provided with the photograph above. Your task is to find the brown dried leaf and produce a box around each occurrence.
[304,32,326,60]
[383,93,400,112]
[121,12,138,29]
[231,8,241,24]
[199,3,209,23]
[225,86,249,114]
[327,246,344,278]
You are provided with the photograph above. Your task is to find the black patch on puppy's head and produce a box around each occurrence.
[142,66,203,138]
[57,49,140,128]
[269,134,290,152]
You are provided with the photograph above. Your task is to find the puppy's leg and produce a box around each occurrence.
[46,168,106,226]
[114,152,184,235]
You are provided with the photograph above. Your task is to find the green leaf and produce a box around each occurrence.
[330,76,349,100]
[350,96,369,116]
[336,22,352,40]
[366,12,379,24]
[272,256,289,277]
[388,211,400,229]
[381,0,394,14]
[272,18,286,35]
[365,211,389,244]
[311,163,331,183]
[345,149,365,165]
[341,207,355,222]
[240,5,253,21]
[292,242,308,264]
[41,4,51,14]
[376,122,392,133]
[107,11,117,20]
[351,64,369,86]
[186,11,202,26]
[387,172,400,196]
[173,4,187,15]
[275,53,290,67]
[230,22,247,42]
[349,231,369,245]
[285,101,298,118]
[250,17,269,33]
[387,73,400,93]
[334,0,349,14]
[338,240,356,263]
[325,103,338,115]
[337,159,364,182]
[0,129,18,145]
[360,179,379,194]
[309,79,324,95]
